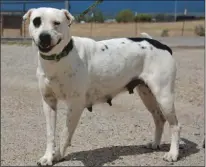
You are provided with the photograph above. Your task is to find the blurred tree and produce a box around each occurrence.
[115,9,135,23]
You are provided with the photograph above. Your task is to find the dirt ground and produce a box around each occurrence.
[2,20,204,38]
[1,44,204,166]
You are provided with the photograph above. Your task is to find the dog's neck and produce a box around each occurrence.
[39,38,73,62]
[37,36,75,77]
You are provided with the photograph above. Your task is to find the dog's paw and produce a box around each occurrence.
[37,155,53,166]
[37,150,62,166]
[163,152,178,162]
[146,142,160,150]
[53,149,63,162]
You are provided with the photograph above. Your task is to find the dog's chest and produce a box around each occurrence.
[45,75,67,99]
[45,71,78,99]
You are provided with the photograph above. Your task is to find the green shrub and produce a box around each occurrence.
[161,29,169,37]
[194,24,205,36]
[198,16,205,20]
[115,9,135,23]
[155,14,174,22]
[134,14,152,22]
[88,9,104,23]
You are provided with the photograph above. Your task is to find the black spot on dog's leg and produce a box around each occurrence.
[105,45,108,49]
[106,96,112,106]
[125,78,145,94]
[87,105,92,112]
[142,91,147,95]
[129,89,134,94]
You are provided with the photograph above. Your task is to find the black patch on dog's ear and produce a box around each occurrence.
[105,45,108,49]
[127,37,172,55]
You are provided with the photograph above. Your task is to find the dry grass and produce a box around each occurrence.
[2,20,204,38]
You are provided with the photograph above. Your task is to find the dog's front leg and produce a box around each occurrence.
[59,97,84,159]
[37,92,57,166]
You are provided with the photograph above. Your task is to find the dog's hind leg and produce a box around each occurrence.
[157,89,180,162]
[137,77,180,161]
[138,63,180,162]
[136,84,166,149]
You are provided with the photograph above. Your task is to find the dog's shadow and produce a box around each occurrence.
[56,138,200,166]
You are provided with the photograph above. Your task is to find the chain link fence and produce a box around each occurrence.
[1,1,204,38]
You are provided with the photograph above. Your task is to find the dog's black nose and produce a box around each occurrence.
[39,32,51,47]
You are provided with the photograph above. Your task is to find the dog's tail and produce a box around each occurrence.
[140,32,153,39]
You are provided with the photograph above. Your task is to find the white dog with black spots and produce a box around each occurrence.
[23,7,181,166]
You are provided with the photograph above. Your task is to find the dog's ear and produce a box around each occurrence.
[61,9,75,26]
[23,8,35,21]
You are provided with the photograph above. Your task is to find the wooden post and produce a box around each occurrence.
[181,20,185,36]
[1,15,3,37]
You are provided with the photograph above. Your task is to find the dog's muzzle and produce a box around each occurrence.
[39,32,51,48]
[36,32,62,53]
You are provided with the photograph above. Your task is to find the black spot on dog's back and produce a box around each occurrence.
[127,37,172,55]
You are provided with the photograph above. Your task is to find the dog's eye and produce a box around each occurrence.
[54,21,60,26]
[33,17,41,28]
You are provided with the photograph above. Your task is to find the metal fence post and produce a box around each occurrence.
[65,0,69,10]
[90,12,94,37]
[181,9,187,36]
[181,20,185,36]
[23,2,26,38]
[134,12,138,36]
[90,22,93,37]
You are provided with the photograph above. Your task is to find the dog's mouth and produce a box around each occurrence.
[35,38,62,53]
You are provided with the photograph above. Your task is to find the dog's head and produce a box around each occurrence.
[23,7,74,55]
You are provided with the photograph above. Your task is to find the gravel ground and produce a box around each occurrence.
[1,44,204,166]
